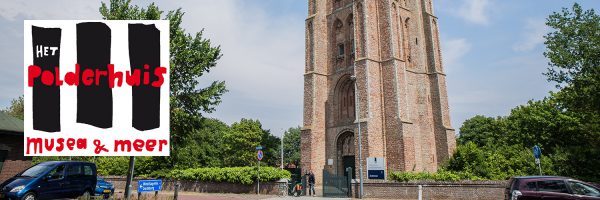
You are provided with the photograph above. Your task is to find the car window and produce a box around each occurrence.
[538,180,569,194]
[67,164,82,178]
[83,165,93,176]
[20,164,53,178]
[523,181,537,191]
[48,165,65,180]
[568,181,600,197]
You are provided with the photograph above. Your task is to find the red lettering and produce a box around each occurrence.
[133,139,144,152]
[41,70,54,86]
[76,138,87,149]
[28,65,41,87]
[82,69,94,86]
[126,69,141,86]
[95,69,107,86]
[143,65,150,85]
[65,64,80,86]
[146,140,156,151]
[152,67,166,87]
[115,140,132,152]
[56,138,64,152]
[44,138,54,152]
[26,137,42,154]
[66,138,75,150]
[108,64,123,88]
[159,140,167,152]
[54,67,63,86]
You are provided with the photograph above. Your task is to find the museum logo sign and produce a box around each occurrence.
[23,20,170,156]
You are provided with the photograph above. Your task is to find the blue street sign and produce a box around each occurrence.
[256,145,263,150]
[367,170,385,179]
[533,145,541,159]
[257,150,263,161]
[138,180,162,192]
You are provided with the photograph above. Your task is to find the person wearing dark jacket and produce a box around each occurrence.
[308,171,316,196]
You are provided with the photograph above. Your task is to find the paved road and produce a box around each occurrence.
[264,197,350,200]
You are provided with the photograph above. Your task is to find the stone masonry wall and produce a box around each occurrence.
[101,176,286,195]
[0,134,33,183]
[352,181,507,200]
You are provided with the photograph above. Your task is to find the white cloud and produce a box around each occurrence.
[457,0,492,25]
[512,18,549,52]
[442,37,471,73]
[0,1,99,20]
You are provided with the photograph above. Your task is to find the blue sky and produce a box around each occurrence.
[0,0,598,137]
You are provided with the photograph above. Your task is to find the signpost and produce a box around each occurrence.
[256,145,263,195]
[533,145,542,175]
[367,157,385,179]
[138,179,162,199]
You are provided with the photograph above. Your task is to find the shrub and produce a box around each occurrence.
[388,170,483,182]
[145,166,291,185]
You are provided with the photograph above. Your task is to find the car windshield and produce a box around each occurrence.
[19,164,54,178]
[568,181,600,197]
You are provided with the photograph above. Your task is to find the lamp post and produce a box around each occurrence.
[350,75,363,199]
[281,128,284,169]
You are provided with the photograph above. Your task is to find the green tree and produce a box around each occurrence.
[99,0,227,167]
[173,118,228,168]
[450,97,598,181]
[544,3,600,116]
[282,126,301,165]
[222,119,281,167]
[458,115,506,147]
[223,119,266,167]
[2,96,24,120]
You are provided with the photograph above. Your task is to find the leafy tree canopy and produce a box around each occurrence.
[1,96,23,120]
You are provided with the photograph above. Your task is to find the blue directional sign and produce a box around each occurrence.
[533,145,541,159]
[257,150,264,161]
[138,180,162,192]
[256,145,263,150]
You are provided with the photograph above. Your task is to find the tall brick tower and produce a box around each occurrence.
[301,0,456,184]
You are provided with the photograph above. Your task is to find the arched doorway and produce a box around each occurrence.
[336,131,355,179]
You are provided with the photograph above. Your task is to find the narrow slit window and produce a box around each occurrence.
[338,44,345,57]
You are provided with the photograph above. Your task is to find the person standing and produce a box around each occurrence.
[308,171,316,196]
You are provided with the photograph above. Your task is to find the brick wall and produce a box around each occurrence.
[101,176,286,195]
[352,181,507,200]
[0,134,32,183]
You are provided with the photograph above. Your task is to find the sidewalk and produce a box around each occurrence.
[111,190,275,200]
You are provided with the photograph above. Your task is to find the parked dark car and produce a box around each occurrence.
[0,161,97,200]
[506,176,600,200]
[94,178,114,199]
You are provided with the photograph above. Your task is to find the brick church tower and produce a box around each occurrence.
[301,0,456,183]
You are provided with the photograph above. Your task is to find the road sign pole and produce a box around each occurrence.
[351,75,363,199]
[256,160,260,195]
[124,156,136,199]
[256,146,263,195]
[537,159,542,175]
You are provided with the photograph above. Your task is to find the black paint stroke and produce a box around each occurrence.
[76,22,113,128]
[129,24,161,131]
[32,26,61,132]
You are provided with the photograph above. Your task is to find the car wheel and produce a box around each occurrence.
[22,192,36,200]
[80,190,91,200]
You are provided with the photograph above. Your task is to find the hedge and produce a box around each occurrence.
[389,170,486,182]
[145,167,291,185]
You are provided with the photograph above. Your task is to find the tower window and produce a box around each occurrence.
[350,40,355,56]
[338,44,345,57]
